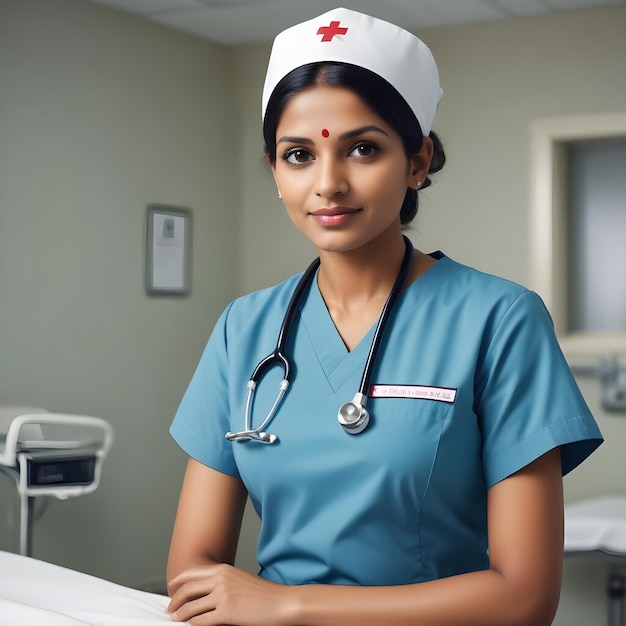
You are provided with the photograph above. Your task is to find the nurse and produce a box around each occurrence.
[167,7,603,625]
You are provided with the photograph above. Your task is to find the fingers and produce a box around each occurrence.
[166,564,284,625]
[168,594,216,624]
[167,564,233,623]
[168,576,214,613]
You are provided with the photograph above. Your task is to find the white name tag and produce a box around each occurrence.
[369,384,457,403]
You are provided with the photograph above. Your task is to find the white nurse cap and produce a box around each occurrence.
[262,7,442,136]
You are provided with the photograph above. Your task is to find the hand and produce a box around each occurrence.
[167,563,296,625]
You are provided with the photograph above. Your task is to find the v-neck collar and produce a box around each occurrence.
[298,252,460,393]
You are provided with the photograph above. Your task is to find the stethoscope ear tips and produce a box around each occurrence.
[259,432,277,444]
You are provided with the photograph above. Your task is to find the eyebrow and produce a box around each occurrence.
[276,125,390,146]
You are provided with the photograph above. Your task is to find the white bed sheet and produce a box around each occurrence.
[564,495,626,556]
[0,550,178,625]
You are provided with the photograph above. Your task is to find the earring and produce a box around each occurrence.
[278,191,282,200]
[416,181,422,189]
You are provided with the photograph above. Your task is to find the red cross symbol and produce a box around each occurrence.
[316,20,349,42]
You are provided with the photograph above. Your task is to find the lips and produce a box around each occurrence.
[310,206,362,226]
[310,206,361,216]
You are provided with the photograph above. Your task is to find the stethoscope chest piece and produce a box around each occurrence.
[337,393,370,435]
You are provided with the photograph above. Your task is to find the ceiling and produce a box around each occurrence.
[84,0,625,45]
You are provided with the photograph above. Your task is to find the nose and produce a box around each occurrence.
[314,155,349,198]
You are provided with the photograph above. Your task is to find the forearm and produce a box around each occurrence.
[166,458,247,587]
[289,568,559,626]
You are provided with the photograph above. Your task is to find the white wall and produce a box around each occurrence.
[1,0,625,622]
[0,0,240,590]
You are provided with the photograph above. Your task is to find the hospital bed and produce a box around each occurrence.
[565,495,626,626]
[0,408,174,624]
[564,357,626,625]
[0,549,172,625]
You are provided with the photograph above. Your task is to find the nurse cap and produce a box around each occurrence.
[262,7,443,136]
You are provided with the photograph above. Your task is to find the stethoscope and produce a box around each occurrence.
[225,236,414,444]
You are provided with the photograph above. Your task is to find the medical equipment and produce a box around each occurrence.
[0,406,113,557]
[571,356,626,413]
[226,236,414,444]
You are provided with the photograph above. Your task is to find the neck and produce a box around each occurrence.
[316,234,408,313]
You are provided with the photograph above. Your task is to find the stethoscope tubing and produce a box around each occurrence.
[226,237,413,443]
[248,257,320,386]
[356,236,414,400]
[225,258,319,444]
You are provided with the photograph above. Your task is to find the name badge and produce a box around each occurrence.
[369,384,457,403]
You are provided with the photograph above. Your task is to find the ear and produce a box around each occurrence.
[408,136,434,186]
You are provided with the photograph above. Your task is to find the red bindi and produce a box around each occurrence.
[321,128,330,138]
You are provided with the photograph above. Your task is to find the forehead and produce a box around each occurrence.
[276,85,389,132]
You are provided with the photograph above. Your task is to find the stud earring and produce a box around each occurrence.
[416,181,422,189]
[278,191,283,200]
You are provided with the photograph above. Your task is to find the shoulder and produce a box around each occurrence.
[437,254,528,298]
[193,271,309,375]
[433,253,548,319]
[422,254,558,356]
[221,272,308,330]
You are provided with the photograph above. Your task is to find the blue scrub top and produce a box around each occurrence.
[170,253,602,586]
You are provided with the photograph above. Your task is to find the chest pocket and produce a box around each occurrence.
[348,398,452,503]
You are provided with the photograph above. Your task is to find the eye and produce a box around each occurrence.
[283,148,313,165]
[349,142,378,158]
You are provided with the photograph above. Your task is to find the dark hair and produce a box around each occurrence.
[263,62,445,225]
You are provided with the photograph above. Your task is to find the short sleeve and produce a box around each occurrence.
[476,291,603,488]
[169,303,240,478]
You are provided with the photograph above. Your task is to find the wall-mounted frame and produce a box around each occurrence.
[146,204,191,296]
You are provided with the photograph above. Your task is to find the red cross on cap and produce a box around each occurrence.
[316,20,349,42]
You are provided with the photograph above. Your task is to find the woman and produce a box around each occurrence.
[166,8,602,625]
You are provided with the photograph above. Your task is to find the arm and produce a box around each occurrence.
[166,457,248,585]
[169,448,563,626]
